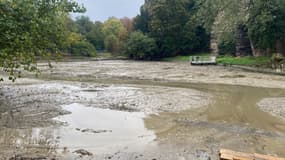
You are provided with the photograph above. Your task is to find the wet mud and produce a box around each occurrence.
[1,60,285,159]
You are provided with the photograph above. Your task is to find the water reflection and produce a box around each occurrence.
[54,104,156,154]
[144,84,285,157]
[0,104,156,155]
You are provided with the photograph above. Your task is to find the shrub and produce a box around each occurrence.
[70,41,96,57]
[124,31,158,60]
[218,40,236,56]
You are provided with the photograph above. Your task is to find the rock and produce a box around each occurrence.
[81,128,112,134]
[73,149,93,156]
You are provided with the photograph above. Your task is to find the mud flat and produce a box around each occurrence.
[35,60,285,89]
[1,60,285,159]
[258,98,285,121]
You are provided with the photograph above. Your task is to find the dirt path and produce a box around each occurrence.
[1,60,285,160]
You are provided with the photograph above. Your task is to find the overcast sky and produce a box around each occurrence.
[73,0,144,22]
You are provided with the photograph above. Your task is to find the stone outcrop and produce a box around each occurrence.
[235,25,252,57]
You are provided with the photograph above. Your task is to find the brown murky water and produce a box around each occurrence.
[145,83,285,158]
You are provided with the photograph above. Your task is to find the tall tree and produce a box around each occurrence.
[248,0,285,56]
[134,0,209,57]
[102,17,128,53]
[120,17,134,35]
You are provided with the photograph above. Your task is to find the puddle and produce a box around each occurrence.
[54,103,156,154]
[0,104,156,155]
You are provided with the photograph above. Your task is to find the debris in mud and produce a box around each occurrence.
[76,128,112,134]
[73,149,93,156]
[110,102,138,112]
[195,150,211,160]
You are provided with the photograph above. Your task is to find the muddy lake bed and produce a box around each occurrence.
[1,60,285,160]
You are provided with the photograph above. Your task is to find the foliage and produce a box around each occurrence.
[247,0,285,50]
[104,34,120,53]
[74,16,105,50]
[120,17,134,35]
[70,41,96,57]
[134,0,210,57]
[90,21,105,50]
[102,17,128,53]
[124,31,158,60]
[218,32,236,55]
[133,5,150,33]
[194,0,285,55]
[218,40,236,56]
[0,0,85,79]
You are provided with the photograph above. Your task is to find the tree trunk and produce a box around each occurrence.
[235,25,252,57]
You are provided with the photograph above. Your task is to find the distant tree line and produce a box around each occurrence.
[2,0,285,80]
[83,0,285,60]
[132,0,285,59]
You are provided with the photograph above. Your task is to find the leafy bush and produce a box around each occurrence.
[218,39,236,56]
[124,31,158,60]
[70,41,96,57]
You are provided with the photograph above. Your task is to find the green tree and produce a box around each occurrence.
[89,21,105,50]
[75,16,93,35]
[195,0,285,56]
[133,5,150,33]
[0,0,85,80]
[102,17,128,53]
[248,0,285,55]
[134,0,209,57]
[124,31,158,60]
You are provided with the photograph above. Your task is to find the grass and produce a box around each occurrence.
[217,56,271,66]
[162,52,271,67]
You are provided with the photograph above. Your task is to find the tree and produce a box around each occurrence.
[120,17,134,35]
[124,31,158,60]
[248,0,285,56]
[102,17,128,53]
[133,5,150,33]
[0,0,85,80]
[89,21,105,50]
[134,0,209,57]
[104,34,120,53]
[75,16,93,35]
[194,0,285,56]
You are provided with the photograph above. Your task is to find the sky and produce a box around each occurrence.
[73,0,145,22]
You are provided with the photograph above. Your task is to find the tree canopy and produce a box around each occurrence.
[0,0,85,80]
[1,0,285,74]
